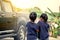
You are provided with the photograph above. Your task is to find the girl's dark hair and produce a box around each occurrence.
[40,13,48,22]
[29,12,37,22]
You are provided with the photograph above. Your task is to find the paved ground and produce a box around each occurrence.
[49,36,60,40]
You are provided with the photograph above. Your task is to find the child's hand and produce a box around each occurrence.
[36,30,39,32]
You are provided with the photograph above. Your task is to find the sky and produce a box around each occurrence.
[9,0,60,12]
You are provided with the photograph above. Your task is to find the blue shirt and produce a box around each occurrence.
[26,22,38,40]
[37,21,49,40]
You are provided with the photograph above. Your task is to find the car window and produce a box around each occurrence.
[0,1,12,12]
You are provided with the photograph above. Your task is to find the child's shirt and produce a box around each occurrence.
[26,22,38,40]
[37,21,49,40]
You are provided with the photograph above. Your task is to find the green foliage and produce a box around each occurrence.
[45,8,60,37]
[45,8,60,23]
[47,8,56,17]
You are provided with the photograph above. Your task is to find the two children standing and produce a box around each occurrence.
[26,12,49,40]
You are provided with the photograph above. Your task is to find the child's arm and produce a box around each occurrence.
[36,29,40,39]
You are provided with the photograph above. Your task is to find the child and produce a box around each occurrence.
[26,12,38,40]
[37,13,49,40]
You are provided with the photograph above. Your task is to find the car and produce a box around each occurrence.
[0,0,29,40]
[0,12,28,40]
